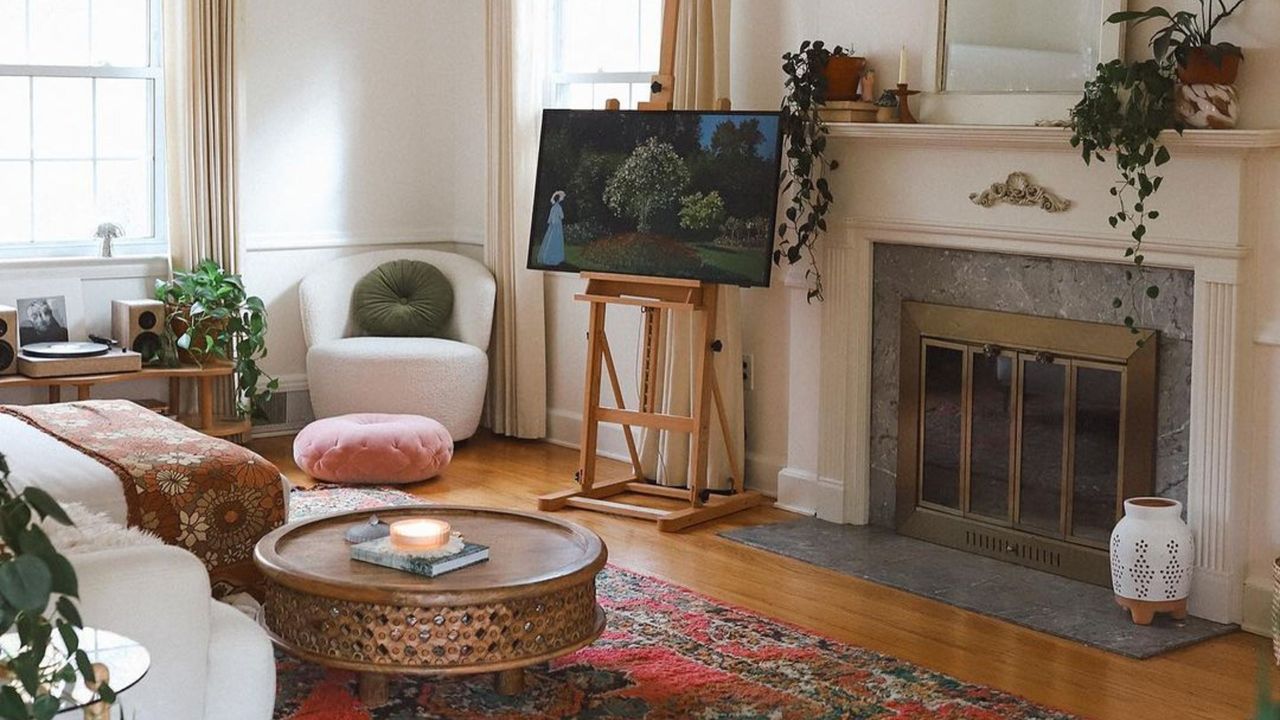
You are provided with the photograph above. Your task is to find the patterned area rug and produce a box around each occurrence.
[276,487,1076,719]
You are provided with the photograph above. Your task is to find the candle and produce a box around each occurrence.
[898,45,908,85]
[389,519,452,551]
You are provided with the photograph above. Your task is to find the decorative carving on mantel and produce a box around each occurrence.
[969,172,1072,213]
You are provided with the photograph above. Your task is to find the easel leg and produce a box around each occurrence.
[687,289,718,508]
[709,369,744,494]
[577,302,607,491]
[600,333,643,478]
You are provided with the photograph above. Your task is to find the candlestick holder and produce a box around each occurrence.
[895,83,921,124]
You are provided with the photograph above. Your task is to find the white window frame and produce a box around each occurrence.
[0,0,166,261]
[546,0,658,110]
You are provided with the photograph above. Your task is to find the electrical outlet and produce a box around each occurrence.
[742,353,755,391]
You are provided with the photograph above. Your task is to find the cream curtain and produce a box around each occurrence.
[639,0,743,490]
[162,0,239,419]
[164,0,239,273]
[484,0,549,438]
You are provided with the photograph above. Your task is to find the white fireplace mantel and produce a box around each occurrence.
[778,124,1280,627]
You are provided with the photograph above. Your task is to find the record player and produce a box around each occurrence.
[17,341,142,378]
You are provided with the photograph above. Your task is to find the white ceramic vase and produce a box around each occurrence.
[1109,497,1194,603]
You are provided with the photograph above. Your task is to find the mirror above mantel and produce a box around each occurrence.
[920,0,1125,125]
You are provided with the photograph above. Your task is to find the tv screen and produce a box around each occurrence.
[526,109,783,287]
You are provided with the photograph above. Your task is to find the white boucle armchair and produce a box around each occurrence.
[299,249,496,440]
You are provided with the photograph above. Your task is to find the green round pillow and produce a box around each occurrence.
[352,260,454,337]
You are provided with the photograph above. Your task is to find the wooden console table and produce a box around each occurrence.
[0,361,251,439]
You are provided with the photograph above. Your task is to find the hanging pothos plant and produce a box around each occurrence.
[1070,59,1177,336]
[1072,2,1248,335]
[777,40,848,302]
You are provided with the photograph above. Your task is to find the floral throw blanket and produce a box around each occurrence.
[0,400,286,597]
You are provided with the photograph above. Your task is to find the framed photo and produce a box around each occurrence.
[0,277,86,348]
[17,296,71,345]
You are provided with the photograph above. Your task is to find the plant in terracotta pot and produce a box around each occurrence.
[821,52,866,102]
[0,451,113,720]
[154,260,278,420]
[1108,0,1248,128]
[777,40,852,301]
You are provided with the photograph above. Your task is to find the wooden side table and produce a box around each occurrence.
[0,360,251,439]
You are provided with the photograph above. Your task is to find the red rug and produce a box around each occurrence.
[277,487,1076,718]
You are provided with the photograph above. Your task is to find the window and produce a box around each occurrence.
[548,0,662,110]
[0,0,164,259]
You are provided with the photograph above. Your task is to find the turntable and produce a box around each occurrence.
[18,341,141,378]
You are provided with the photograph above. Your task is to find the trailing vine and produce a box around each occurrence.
[776,40,848,302]
[1070,59,1177,335]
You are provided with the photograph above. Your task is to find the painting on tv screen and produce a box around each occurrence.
[526,109,783,287]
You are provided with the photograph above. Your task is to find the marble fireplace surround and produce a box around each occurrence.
[777,125,1280,626]
[867,245,1195,527]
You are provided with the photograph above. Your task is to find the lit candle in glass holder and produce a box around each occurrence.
[389,519,452,551]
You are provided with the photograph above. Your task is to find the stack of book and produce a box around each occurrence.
[351,536,490,578]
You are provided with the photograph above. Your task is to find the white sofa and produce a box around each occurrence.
[299,249,496,440]
[70,544,276,720]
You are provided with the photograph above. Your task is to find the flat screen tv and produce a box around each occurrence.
[526,109,783,287]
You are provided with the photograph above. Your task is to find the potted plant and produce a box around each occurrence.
[822,52,866,102]
[0,451,113,720]
[154,260,278,420]
[777,40,851,302]
[1108,0,1247,128]
[1108,0,1246,84]
[1070,59,1176,334]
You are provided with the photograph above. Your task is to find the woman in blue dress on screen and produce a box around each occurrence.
[538,190,567,266]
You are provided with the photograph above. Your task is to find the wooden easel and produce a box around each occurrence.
[537,0,765,531]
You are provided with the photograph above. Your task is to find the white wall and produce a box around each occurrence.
[237,0,488,391]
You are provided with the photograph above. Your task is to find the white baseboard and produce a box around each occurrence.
[250,419,310,439]
[1188,567,1243,625]
[776,466,846,522]
[1242,574,1275,637]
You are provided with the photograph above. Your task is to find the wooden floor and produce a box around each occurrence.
[254,431,1277,720]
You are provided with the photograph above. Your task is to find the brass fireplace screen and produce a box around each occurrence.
[896,302,1157,586]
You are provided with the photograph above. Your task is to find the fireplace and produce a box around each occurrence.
[895,302,1158,586]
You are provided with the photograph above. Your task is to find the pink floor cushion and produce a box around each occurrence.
[293,413,453,485]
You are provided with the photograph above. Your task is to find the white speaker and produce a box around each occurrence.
[0,304,15,375]
[112,299,166,360]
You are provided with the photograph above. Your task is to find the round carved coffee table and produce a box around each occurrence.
[254,505,607,706]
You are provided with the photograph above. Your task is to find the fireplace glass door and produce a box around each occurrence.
[916,341,1129,548]
[898,303,1156,585]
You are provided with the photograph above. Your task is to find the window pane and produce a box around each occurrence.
[594,0,639,71]
[0,162,32,243]
[34,161,94,240]
[630,82,650,108]
[92,0,149,67]
[96,79,148,158]
[95,159,150,237]
[591,83,629,110]
[559,0,605,72]
[34,78,93,159]
[638,0,661,69]
[562,83,592,110]
[0,78,30,159]
[30,0,91,66]
[0,0,27,64]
